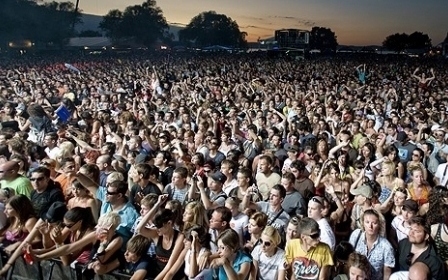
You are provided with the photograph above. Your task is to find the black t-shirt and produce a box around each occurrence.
[397,238,446,280]
[130,182,162,212]
[159,166,174,187]
[30,183,65,220]
[124,255,152,276]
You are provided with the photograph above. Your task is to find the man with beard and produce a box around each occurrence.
[390,216,446,280]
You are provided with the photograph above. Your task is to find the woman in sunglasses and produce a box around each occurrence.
[33,211,123,276]
[30,207,97,266]
[251,226,286,280]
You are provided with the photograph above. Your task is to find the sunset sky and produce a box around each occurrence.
[58,0,448,46]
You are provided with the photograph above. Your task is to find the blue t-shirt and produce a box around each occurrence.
[217,250,252,280]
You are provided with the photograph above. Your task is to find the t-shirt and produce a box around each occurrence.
[255,172,281,201]
[391,215,410,242]
[1,176,33,198]
[282,191,307,217]
[124,256,151,276]
[317,218,336,251]
[252,245,285,280]
[285,239,334,280]
[217,250,252,280]
[30,184,65,219]
[230,212,249,247]
[257,201,290,232]
[130,182,162,211]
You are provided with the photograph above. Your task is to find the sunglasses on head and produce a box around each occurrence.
[311,197,323,206]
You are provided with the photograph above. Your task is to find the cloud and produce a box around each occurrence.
[268,15,316,27]
[240,25,274,31]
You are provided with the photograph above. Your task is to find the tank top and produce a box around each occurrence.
[433,224,448,262]
[70,232,93,264]
[155,230,185,280]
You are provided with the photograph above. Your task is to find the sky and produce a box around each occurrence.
[59,0,448,46]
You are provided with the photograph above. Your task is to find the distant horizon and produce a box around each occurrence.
[61,0,448,45]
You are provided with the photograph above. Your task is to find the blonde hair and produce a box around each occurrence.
[184,201,209,230]
[225,196,241,208]
[97,211,121,230]
[107,171,125,184]
[59,141,75,156]
[382,160,396,176]
[261,226,282,247]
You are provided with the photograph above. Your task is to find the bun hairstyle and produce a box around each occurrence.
[154,208,174,228]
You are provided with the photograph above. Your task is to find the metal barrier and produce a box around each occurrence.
[3,256,156,280]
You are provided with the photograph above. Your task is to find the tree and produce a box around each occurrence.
[383,33,409,52]
[383,32,432,52]
[309,27,338,51]
[407,32,431,49]
[100,0,169,46]
[0,0,81,46]
[179,11,247,48]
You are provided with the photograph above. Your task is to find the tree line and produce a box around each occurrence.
[0,0,437,50]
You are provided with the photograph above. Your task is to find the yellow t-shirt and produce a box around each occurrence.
[285,239,334,280]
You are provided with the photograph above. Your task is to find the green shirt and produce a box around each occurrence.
[1,176,33,198]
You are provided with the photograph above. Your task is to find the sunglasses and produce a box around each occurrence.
[307,231,321,240]
[106,190,120,196]
[62,221,77,229]
[261,240,272,247]
[30,177,45,182]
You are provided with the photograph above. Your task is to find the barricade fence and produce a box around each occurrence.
[0,253,155,280]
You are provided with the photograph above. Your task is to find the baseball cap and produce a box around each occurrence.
[402,199,418,212]
[209,171,227,184]
[45,202,68,223]
[350,184,373,199]
[286,145,300,153]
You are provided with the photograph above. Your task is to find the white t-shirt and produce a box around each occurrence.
[391,215,410,242]
[45,146,61,160]
[230,212,249,247]
[317,218,336,251]
[223,179,238,196]
[435,163,448,187]
[252,245,285,280]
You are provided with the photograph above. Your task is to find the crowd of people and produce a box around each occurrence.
[0,51,447,280]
